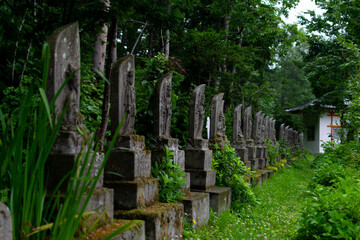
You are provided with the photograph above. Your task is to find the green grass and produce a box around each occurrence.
[184,154,315,239]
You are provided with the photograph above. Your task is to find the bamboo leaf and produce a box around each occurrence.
[39,88,53,130]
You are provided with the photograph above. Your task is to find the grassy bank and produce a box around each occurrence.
[184,154,314,239]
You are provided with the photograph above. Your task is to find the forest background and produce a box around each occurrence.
[1,0,360,147]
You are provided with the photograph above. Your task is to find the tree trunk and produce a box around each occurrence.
[92,0,109,73]
[96,17,117,152]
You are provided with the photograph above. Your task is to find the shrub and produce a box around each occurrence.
[297,177,360,240]
[265,138,279,165]
[151,145,187,203]
[212,143,256,209]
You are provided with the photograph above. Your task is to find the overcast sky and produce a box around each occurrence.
[282,0,325,24]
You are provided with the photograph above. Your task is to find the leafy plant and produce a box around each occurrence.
[151,145,186,203]
[297,177,360,240]
[265,138,279,166]
[212,143,256,209]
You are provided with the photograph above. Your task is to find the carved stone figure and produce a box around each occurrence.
[232,104,244,144]
[285,126,290,144]
[253,112,263,144]
[299,132,304,148]
[243,106,252,140]
[189,84,206,140]
[263,116,269,141]
[153,73,173,138]
[46,22,81,129]
[110,55,136,136]
[270,118,277,145]
[210,93,226,139]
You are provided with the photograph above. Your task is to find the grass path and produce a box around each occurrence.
[184,155,314,239]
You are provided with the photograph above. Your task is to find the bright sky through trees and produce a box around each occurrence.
[283,0,325,24]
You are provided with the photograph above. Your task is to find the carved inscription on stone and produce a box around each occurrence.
[110,55,136,136]
[189,84,206,140]
[153,73,173,138]
[243,106,252,140]
[210,93,226,139]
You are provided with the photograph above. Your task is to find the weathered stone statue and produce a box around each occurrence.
[210,93,226,139]
[270,118,277,145]
[232,104,244,144]
[253,111,263,145]
[299,132,304,149]
[187,84,207,149]
[153,73,173,139]
[263,116,269,141]
[285,126,290,144]
[279,124,285,141]
[0,202,12,240]
[46,22,84,154]
[243,106,252,140]
[110,55,136,137]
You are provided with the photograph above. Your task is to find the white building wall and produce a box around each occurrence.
[319,112,341,153]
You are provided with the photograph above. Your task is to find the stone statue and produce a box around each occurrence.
[253,111,263,144]
[232,104,244,144]
[110,55,136,136]
[263,116,269,141]
[153,73,173,138]
[299,132,304,148]
[243,106,252,140]
[46,22,81,130]
[189,84,206,140]
[0,202,12,240]
[210,93,226,139]
[279,124,285,141]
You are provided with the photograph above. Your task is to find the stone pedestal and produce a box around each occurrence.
[115,203,184,240]
[183,192,210,228]
[193,186,231,216]
[86,220,145,240]
[104,136,159,210]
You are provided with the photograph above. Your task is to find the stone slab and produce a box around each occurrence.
[247,145,256,160]
[234,147,248,162]
[114,135,146,151]
[105,178,159,210]
[86,219,145,240]
[0,202,12,240]
[182,172,191,193]
[115,202,184,240]
[194,186,231,216]
[150,137,179,151]
[186,169,216,190]
[186,139,209,150]
[183,192,209,229]
[256,147,264,159]
[258,159,266,169]
[105,150,151,181]
[185,149,212,170]
[250,159,259,170]
[46,152,104,192]
[83,188,114,220]
[151,149,185,171]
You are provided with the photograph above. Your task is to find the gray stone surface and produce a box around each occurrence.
[243,106,252,140]
[0,202,12,240]
[106,178,159,210]
[279,124,285,141]
[186,169,216,190]
[210,93,226,139]
[83,188,114,220]
[201,186,231,216]
[46,22,84,154]
[115,202,184,240]
[105,150,151,181]
[185,150,212,170]
[153,73,173,139]
[232,104,244,143]
[151,149,185,171]
[87,220,145,240]
[110,55,136,136]
[299,132,304,149]
[188,84,206,141]
[183,192,210,228]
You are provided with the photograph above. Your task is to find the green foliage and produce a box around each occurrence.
[184,154,315,239]
[212,144,256,209]
[297,177,360,240]
[265,139,279,165]
[278,140,291,160]
[151,145,186,203]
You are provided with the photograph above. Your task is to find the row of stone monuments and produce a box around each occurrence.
[0,23,304,240]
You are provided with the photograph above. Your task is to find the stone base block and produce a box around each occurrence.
[86,219,145,240]
[186,169,216,190]
[194,186,231,216]
[46,152,104,192]
[186,139,209,150]
[114,135,146,151]
[182,172,191,193]
[258,159,266,169]
[183,192,209,228]
[209,138,230,149]
[151,149,185,171]
[256,147,264,159]
[105,178,159,210]
[150,137,179,151]
[105,150,151,181]
[247,145,256,160]
[115,202,184,240]
[233,147,248,162]
[250,159,259,170]
[83,188,114,220]
[185,149,212,170]
[244,160,252,169]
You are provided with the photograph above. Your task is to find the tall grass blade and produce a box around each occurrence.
[39,88,53,130]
